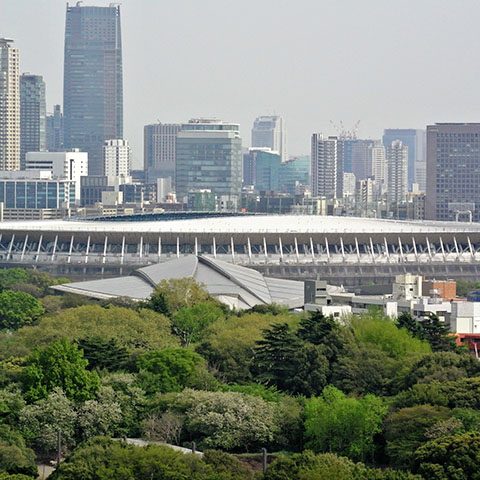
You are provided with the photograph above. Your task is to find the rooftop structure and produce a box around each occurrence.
[0,214,480,285]
[52,254,304,310]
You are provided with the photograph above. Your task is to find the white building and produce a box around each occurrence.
[251,115,287,163]
[0,39,20,171]
[387,140,408,203]
[343,172,356,197]
[369,144,386,186]
[25,149,88,204]
[311,134,341,198]
[104,139,131,177]
[449,302,480,334]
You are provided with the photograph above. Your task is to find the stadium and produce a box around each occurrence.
[1,214,480,286]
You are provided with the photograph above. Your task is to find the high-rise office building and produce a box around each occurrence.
[386,140,408,203]
[104,139,131,177]
[311,134,342,198]
[144,123,182,183]
[46,105,64,152]
[426,123,480,222]
[63,3,123,175]
[176,119,242,200]
[383,129,426,190]
[0,38,20,170]
[251,115,287,162]
[20,74,46,169]
[350,140,374,180]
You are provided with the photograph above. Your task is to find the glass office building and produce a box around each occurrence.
[175,119,242,200]
[0,174,74,209]
[20,74,46,169]
[63,4,123,175]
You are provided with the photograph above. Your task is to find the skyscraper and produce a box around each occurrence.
[144,123,182,183]
[0,38,20,170]
[20,74,46,169]
[386,140,408,203]
[63,3,123,175]
[46,105,64,152]
[176,119,242,200]
[251,116,287,162]
[426,123,480,222]
[368,143,386,186]
[311,134,342,198]
[383,129,426,190]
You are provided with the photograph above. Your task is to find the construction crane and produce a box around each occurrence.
[329,120,361,140]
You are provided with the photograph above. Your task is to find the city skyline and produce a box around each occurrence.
[3,0,480,167]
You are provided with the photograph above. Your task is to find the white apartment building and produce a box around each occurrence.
[25,149,88,204]
[311,134,341,198]
[0,38,20,170]
[343,172,356,197]
[251,115,287,163]
[104,139,131,177]
[387,140,408,203]
[369,144,386,186]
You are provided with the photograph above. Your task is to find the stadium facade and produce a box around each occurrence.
[1,215,480,286]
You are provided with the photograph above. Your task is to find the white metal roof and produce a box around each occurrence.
[0,215,478,235]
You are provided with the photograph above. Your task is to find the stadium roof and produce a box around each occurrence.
[52,255,305,310]
[0,215,479,235]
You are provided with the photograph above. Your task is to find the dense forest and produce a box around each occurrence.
[0,268,476,479]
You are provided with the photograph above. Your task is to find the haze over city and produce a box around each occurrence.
[3,0,480,165]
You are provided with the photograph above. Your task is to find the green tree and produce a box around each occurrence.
[140,290,170,316]
[404,351,480,388]
[304,386,387,462]
[19,388,77,455]
[21,338,100,403]
[76,396,122,442]
[172,302,224,346]
[0,390,25,425]
[420,314,457,352]
[384,405,452,468]
[0,425,36,478]
[149,278,214,314]
[0,305,177,360]
[100,374,147,437]
[197,312,297,383]
[171,389,279,451]
[253,323,329,395]
[76,336,129,371]
[50,437,257,480]
[0,270,29,293]
[396,312,423,339]
[136,348,213,395]
[414,432,480,480]
[0,291,44,330]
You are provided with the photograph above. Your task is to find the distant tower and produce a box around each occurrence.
[176,119,242,200]
[368,144,386,185]
[251,116,287,162]
[0,38,20,170]
[20,74,46,169]
[426,123,480,221]
[311,134,342,198]
[383,129,425,190]
[104,139,131,177]
[63,3,123,175]
[143,123,182,183]
[46,105,64,152]
[386,140,408,203]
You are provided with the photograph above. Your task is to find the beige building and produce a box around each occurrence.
[0,38,20,170]
[104,139,131,177]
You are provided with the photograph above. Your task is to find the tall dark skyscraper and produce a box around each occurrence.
[20,74,46,169]
[63,3,123,175]
[426,123,480,222]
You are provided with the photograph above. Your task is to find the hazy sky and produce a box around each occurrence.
[2,0,480,167]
